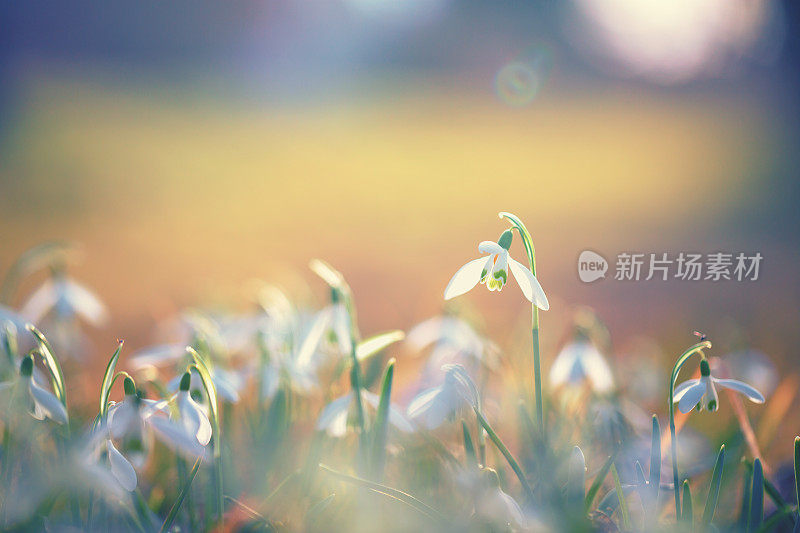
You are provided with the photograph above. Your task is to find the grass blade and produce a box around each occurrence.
[681,479,693,526]
[319,463,446,525]
[568,446,587,510]
[98,340,124,419]
[748,458,764,532]
[369,358,395,480]
[461,420,478,469]
[794,436,799,513]
[648,415,661,517]
[474,410,535,504]
[610,463,631,531]
[160,457,202,533]
[585,453,616,512]
[702,444,725,526]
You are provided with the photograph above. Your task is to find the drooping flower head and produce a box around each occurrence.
[673,359,765,414]
[7,354,69,425]
[444,230,549,310]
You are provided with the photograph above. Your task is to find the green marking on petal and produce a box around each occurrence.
[493,269,507,284]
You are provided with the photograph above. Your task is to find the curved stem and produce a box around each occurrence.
[668,340,711,520]
[498,212,543,437]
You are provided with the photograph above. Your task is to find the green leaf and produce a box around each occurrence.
[568,446,587,509]
[461,421,478,469]
[681,480,693,526]
[748,459,764,532]
[369,358,395,481]
[98,340,124,419]
[648,415,661,513]
[356,330,404,362]
[585,453,616,512]
[794,436,800,512]
[702,444,725,526]
[160,457,202,533]
[27,325,67,407]
[610,463,631,531]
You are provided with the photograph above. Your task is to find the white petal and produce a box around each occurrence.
[63,280,108,326]
[407,386,461,430]
[212,371,241,403]
[20,280,59,323]
[29,380,68,424]
[361,391,414,432]
[405,317,444,350]
[580,347,615,393]
[478,241,503,255]
[140,398,170,419]
[149,416,207,460]
[108,400,137,439]
[713,378,765,404]
[177,393,212,446]
[106,440,137,492]
[508,257,549,310]
[673,378,700,401]
[296,310,330,368]
[130,344,186,370]
[677,381,706,414]
[444,258,486,300]
[549,345,578,388]
[316,394,353,437]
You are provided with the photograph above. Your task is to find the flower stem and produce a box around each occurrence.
[499,212,544,437]
[668,340,711,521]
[474,409,536,504]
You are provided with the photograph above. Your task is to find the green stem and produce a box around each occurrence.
[474,410,536,504]
[668,340,712,521]
[499,212,543,437]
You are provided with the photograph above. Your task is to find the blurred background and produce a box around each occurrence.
[0,1,798,455]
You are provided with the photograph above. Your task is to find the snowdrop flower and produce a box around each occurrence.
[549,340,614,393]
[129,343,187,371]
[321,288,352,356]
[167,360,243,404]
[259,310,330,401]
[316,389,412,438]
[407,315,499,371]
[673,359,765,414]
[407,365,477,430]
[444,230,549,310]
[21,272,108,327]
[107,377,168,467]
[172,372,212,446]
[473,468,527,530]
[0,355,68,424]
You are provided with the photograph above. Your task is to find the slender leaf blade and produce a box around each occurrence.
[702,444,725,526]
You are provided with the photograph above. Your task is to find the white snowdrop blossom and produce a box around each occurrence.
[473,469,527,530]
[21,274,108,327]
[105,439,137,492]
[316,389,412,438]
[173,372,212,446]
[444,230,549,310]
[259,310,330,401]
[407,316,499,371]
[167,362,243,404]
[673,359,765,414]
[0,355,68,425]
[549,340,614,393]
[407,365,478,430]
[322,289,352,356]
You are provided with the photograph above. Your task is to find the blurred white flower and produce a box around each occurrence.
[167,362,244,404]
[472,468,527,530]
[21,273,108,327]
[129,344,187,371]
[407,316,499,371]
[321,289,351,356]
[172,372,212,446]
[316,389,412,438]
[259,310,330,401]
[549,340,614,393]
[107,377,168,467]
[444,230,549,310]
[674,359,764,413]
[0,355,68,424]
[407,365,478,430]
